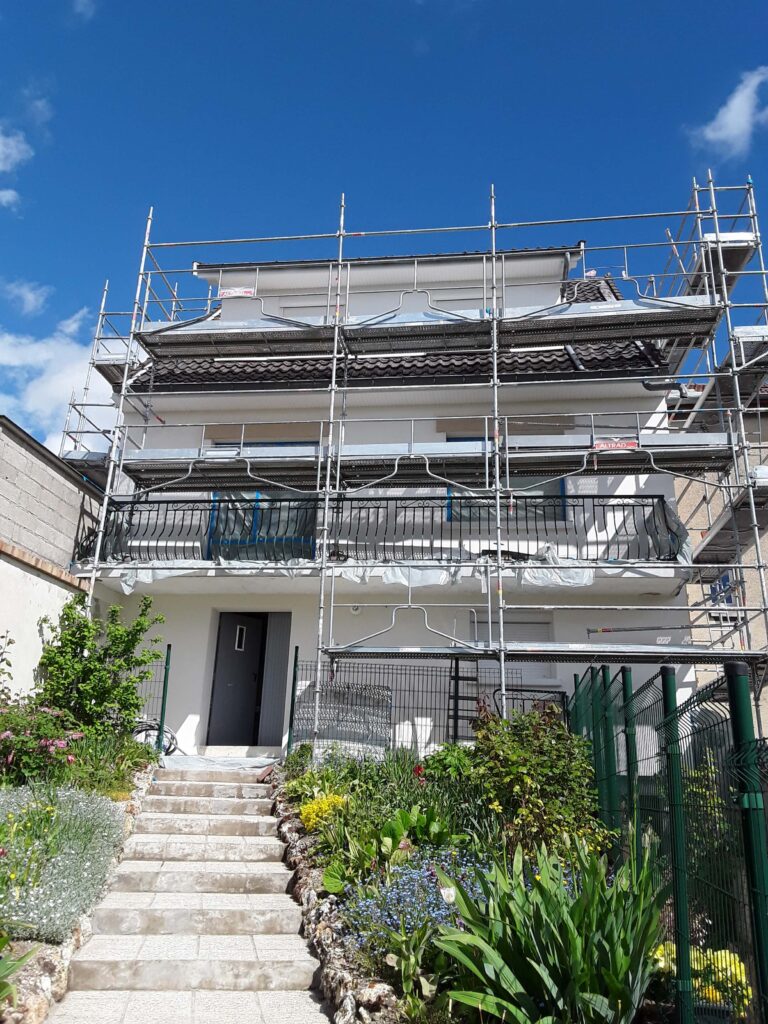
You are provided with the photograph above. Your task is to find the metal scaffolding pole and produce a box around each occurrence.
[489,186,508,717]
[706,171,768,726]
[312,194,346,751]
[85,210,153,612]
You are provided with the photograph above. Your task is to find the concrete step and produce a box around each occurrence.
[68,934,318,992]
[142,795,274,816]
[134,812,277,836]
[156,768,275,784]
[48,989,330,1023]
[113,860,293,894]
[123,833,285,863]
[149,780,273,799]
[199,746,281,758]
[92,893,302,934]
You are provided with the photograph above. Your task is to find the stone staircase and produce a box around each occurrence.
[49,766,329,1023]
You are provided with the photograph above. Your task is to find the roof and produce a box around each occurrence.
[130,339,666,392]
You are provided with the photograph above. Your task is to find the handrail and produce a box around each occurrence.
[91,493,684,566]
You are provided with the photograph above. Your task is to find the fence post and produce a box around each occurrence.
[725,660,768,1021]
[601,665,620,832]
[590,666,607,823]
[661,664,693,1024]
[156,643,172,755]
[621,666,641,864]
[452,658,460,742]
[571,672,581,733]
[286,646,300,754]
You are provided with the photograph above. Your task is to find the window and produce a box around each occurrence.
[234,625,246,651]
[710,572,735,606]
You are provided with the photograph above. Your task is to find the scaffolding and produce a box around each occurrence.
[61,173,768,730]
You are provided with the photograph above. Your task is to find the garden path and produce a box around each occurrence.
[48,764,329,1023]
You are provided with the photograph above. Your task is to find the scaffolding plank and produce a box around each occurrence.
[324,642,767,666]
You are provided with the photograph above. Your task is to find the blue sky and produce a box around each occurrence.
[1,0,768,445]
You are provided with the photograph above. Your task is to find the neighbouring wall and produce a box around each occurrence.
[0,419,100,569]
[0,557,81,694]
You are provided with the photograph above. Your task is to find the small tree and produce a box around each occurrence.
[37,595,164,735]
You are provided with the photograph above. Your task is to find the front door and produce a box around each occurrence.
[207,613,267,745]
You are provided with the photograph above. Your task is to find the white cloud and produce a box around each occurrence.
[72,0,96,19]
[1,279,54,316]
[24,92,53,128]
[0,308,112,450]
[0,189,20,211]
[693,66,768,158]
[0,127,33,173]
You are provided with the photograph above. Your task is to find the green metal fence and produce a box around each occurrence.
[568,660,768,1024]
[136,643,172,753]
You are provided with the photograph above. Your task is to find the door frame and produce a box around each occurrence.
[206,611,269,746]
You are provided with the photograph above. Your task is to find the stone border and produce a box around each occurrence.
[1,764,155,1024]
[275,790,401,1024]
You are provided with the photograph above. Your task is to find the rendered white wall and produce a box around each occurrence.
[0,558,80,695]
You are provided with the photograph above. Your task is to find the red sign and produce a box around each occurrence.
[593,438,639,451]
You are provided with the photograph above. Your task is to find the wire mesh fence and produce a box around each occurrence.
[568,660,768,1024]
[289,658,567,758]
[136,644,172,723]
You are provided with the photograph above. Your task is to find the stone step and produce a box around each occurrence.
[134,812,277,836]
[156,768,275,784]
[68,934,318,992]
[48,989,330,1023]
[142,795,274,816]
[113,860,293,894]
[149,780,273,799]
[92,893,302,934]
[123,833,285,863]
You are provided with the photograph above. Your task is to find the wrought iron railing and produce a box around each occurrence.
[93,493,684,565]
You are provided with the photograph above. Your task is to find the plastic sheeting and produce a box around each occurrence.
[519,544,595,588]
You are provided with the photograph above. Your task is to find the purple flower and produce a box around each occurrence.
[0,730,13,740]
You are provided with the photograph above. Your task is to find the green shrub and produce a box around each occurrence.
[284,742,313,780]
[0,695,82,785]
[435,835,665,1024]
[423,744,473,781]
[471,705,611,854]
[0,787,124,943]
[37,594,163,735]
[322,804,464,893]
[60,732,158,797]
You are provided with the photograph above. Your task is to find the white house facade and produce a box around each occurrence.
[61,180,768,754]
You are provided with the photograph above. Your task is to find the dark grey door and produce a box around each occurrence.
[207,613,267,745]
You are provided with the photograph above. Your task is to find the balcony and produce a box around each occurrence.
[87,494,686,567]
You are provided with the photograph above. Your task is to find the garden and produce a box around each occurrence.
[0,595,163,1009]
[280,704,753,1024]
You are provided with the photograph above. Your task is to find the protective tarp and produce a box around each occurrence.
[519,544,595,588]
[643,497,692,566]
[206,491,317,561]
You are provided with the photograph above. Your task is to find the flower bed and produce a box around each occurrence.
[0,765,154,1024]
[277,706,670,1023]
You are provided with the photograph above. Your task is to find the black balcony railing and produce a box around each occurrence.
[94,493,684,565]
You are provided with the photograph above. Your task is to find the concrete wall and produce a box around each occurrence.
[0,418,100,569]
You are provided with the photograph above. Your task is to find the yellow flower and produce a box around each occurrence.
[299,793,346,833]
[489,800,502,814]
[690,949,707,972]
[699,985,721,1004]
